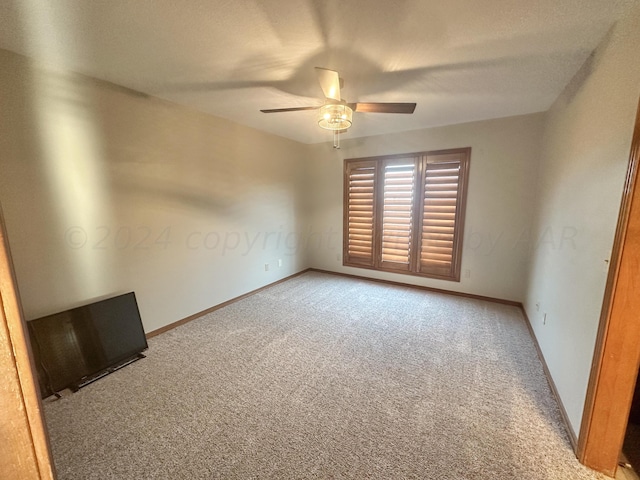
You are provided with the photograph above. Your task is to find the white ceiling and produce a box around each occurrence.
[0,0,636,144]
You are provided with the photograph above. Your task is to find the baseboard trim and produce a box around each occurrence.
[308,268,521,307]
[519,306,578,452]
[146,269,311,339]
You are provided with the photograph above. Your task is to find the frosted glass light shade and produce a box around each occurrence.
[318,104,353,130]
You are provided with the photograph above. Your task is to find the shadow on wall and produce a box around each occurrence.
[0,51,120,310]
[113,174,236,215]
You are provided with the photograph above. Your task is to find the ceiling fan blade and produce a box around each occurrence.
[315,67,341,101]
[351,102,416,114]
[260,106,320,113]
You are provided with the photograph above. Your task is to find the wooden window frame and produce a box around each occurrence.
[343,147,471,282]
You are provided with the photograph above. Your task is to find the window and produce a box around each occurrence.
[343,148,470,281]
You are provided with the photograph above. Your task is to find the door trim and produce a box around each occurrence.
[0,205,56,479]
[578,98,640,476]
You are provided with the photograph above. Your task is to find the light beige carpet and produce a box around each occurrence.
[43,271,606,479]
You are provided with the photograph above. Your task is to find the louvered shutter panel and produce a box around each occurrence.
[344,148,469,280]
[418,153,465,278]
[379,158,417,271]
[344,161,377,266]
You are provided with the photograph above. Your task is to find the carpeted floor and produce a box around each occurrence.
[43,271,606,479]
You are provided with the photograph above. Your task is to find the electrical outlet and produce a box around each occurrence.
[278,259,283,267]
[543,313,547,325]
[264,263,269,271]
[464,269,471,278]
[337,253,341,262]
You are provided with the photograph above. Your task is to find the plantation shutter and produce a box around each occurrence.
[344,160,377,266]
[418,152,467,278]
[343,147,469,281]
[379,158,418,271]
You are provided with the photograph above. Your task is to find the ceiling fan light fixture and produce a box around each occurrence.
[318,104,353,131]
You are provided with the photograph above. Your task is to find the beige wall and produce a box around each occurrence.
[524,6,640,435]
[304,113,545,302]
[0,48,307,333]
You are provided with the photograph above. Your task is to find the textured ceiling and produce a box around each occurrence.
[0,0,636,144]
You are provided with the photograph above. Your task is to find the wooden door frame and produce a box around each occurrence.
[0,204,56,479]
[578,98,640,476]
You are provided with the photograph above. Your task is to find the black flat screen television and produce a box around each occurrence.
[27,292,148,398]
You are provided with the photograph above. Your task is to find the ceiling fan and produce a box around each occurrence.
[260,67,416,148]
